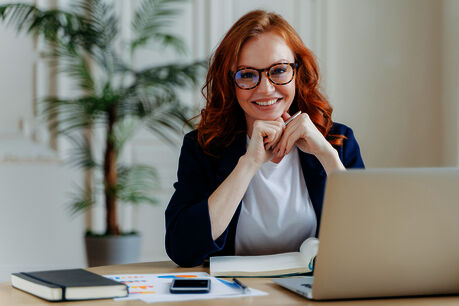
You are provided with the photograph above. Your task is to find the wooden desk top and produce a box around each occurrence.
[2,261,459,305]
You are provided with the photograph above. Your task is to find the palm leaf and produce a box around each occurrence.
[112,118,141,155]
[144,98,192,144]
[67,184,96,216]
[75,0,118,48]
[69,0,123,81]
[2,0,204,226]
[131,0,187,53]
[43,96,105,134]
[0,3,97,49]
[117,165,159,205]
[52,42,95,93]
[66,133,98,170]
[133,61,205,89]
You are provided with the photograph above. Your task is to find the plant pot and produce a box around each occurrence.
[85,233,141,267]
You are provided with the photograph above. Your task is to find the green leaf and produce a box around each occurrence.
[113,118,141,155]
[67,133,98,170]
[131,0,187,53]
[0,3,98,49]
[117,164,159,205]
[53,43,95,93]
[42,96,102,134]
[67,184,95,216]
[133,61,206,89]
[2,0,205,228]
[74,0,118,49]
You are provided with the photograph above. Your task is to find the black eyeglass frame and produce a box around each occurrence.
[232,62,298,90]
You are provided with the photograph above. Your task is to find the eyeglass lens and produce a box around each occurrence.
[234,63,294,89]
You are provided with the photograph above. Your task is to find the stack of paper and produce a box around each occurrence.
[103,272,267,303]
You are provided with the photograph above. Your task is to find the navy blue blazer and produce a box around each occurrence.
[165,122,365,267]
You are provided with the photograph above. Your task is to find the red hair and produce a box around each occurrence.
[197,10,344,155]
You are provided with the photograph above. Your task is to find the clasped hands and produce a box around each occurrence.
[246,112,336,166]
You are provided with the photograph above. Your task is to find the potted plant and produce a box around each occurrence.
[0,0,203,266]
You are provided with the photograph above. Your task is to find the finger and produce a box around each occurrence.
[266,120,285,129]
[264,126,285,151]
[264,126,278,143]
[277,120,300,156]
[258,120,283,131]
[254,122,274,138]
[281,111,291,122]
[271,122,285,147]
[284,128,302,155]
[281,130,294,156]
[264,121,284,149]
[276,117,297,151]
[274,121,289,153]
[252,118,285,149]
[274,132,287,156]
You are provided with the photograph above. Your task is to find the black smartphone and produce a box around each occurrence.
[169,278,211,294]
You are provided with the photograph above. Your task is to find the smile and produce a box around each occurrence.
[252,98,281,106]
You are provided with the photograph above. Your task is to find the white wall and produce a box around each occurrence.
[0,0,457,282]
[323,0,444,167]
[441,0,459,166]
[0,0,35,135]
[0,163,85,281]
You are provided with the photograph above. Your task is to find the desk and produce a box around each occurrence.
[1,261,459,305]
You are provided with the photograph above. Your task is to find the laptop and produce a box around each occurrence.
[273,168,459,300]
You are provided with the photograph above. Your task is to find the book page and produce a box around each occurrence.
[211,252,307,276]
[299,237,319,270]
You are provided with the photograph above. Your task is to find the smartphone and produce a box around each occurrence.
[169,278,211,294]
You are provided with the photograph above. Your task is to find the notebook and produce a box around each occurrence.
[11,268,128,301]
[273,168,459,300]
[210,238,318,277]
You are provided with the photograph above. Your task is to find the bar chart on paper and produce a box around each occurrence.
[104,272,267,303]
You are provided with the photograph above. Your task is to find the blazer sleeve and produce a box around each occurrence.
[340,125,365,169]
[165,134,228,267]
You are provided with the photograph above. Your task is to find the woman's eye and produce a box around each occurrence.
[271,68,287,75]
[240,71,255,79]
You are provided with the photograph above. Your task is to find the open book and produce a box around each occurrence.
[210,237,319,277]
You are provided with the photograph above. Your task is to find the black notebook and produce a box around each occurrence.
[11,268,128,301]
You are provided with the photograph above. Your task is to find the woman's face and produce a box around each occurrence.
[235,31,296,129]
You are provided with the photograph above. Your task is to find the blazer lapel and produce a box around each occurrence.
[215,134,247,186]
[299,151,327,236]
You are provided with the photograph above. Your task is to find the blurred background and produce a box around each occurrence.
[0,0,457,282]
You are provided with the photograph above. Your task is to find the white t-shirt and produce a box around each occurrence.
[235,144,317,255]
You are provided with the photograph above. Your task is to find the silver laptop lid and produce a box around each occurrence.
[313,168,459,300]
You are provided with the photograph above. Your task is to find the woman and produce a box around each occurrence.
[165,10,364,267]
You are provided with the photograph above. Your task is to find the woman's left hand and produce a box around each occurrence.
[274,112,346,174]
[275,112,330,157]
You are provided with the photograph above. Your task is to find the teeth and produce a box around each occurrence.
[254,98,279,106]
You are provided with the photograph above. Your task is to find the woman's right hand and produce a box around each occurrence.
[245,119,284,167]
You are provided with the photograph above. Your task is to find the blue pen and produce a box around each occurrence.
[232,278,249,294]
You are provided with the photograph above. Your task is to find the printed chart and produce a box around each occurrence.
[104,272,267,303]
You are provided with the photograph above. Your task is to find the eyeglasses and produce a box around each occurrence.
[233,62,297,90]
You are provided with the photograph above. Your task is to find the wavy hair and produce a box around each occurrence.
[197,10,344,155]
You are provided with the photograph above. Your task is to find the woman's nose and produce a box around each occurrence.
[256,72,275,93]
